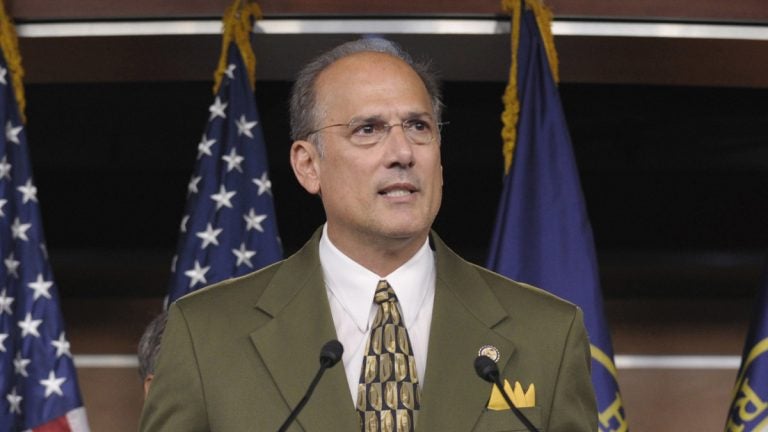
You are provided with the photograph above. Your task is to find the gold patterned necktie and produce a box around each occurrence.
[357,280,421,432]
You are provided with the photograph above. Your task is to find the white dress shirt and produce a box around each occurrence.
[319,224,436,406]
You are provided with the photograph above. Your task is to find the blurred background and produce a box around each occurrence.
[7,0,768,430]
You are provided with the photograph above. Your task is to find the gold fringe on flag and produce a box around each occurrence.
[0,0,26,122]
[499,0,560,174]
[213,0,262,94]
[500,0,522,175]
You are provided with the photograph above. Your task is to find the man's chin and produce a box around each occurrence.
[378,224,431,243]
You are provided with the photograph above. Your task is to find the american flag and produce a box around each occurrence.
[167,42,282,305]
[0,40,89,431]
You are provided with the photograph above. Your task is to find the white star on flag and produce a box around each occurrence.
[252,172,272,196]
[188,176,202,194]
[180,215,190,233]
[197,135,216,159]
[210,185,236,210]
[225,63,236,79]
[17,178,38,203]
[196,223,223,249]
[0,26,89,425]
[11,217,32,241]
[0,155,11,179]
[40,370,66,398]
[18,313,43,338]
[235,115,258,138]
[51,332,72,358]
[232,242,257,268]
[7,388,22,414]
[28,273,54,300]
[14,352,31,377]
[5,120,22,144]
[244,208,267,232]
[4,252,20,278]
[0,288,14,314]
[222,147,244,173]
[184,260,210,288]
[209,97,228,120]
[166,40,283,304]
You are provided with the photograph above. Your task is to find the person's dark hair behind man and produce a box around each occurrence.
[137,311,167,398]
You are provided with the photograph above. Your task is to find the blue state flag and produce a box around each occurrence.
[0,12,90,431]
[487,2,628,430]
[726,268,768,431]
[167,28,282,304]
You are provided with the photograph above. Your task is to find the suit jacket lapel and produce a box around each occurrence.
[418,233,516,432]
[250,230,358,432]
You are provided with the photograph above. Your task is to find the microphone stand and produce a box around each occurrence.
[277,363,330,432]
[277,340,344,432]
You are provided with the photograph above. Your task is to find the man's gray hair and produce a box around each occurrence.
[289,38,443,142]
[138,311,168,380]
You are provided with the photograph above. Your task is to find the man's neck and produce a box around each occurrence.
[325,226,429,277]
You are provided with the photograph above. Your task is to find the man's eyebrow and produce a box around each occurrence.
[347,114,385,124]
[404,111,435,121]
[347,112,433,123]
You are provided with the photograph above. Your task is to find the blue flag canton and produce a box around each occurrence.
[167,44,283,304]
[0,55,86,429]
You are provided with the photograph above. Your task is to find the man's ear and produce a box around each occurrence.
[143,374,154,399]
[290,140,321,195]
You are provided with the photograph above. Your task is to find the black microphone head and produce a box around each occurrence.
[474,355,500,383]
[319,340,344,368]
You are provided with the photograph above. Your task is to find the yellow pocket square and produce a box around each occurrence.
[487,380,536,410]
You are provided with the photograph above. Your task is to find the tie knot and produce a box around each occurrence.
[373,280,396,305]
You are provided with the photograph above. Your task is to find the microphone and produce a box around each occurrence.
[474,356,538,432]
[277,340,344,432]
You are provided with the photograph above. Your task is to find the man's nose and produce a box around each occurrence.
[383,124,415,167]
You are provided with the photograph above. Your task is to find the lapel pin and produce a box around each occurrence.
[478,345,500,363]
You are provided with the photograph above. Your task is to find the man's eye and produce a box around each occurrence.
[404,120,431,132]
[351,123,382,136]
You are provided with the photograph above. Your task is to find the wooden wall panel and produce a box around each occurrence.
[8,0,768,21]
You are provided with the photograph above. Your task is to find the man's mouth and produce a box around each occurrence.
[382,189,412,197]
[379,184,417,197]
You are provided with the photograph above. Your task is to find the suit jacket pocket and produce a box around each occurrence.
[472,407,542,431]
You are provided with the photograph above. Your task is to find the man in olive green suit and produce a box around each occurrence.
[140,39,597,431]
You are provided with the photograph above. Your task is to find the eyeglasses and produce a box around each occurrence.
[307,118,447,146]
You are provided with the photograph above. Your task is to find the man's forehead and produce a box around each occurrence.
[314,52,430,115]
[317,51,420,88]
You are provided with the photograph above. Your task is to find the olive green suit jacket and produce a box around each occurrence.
[140,230,597,431]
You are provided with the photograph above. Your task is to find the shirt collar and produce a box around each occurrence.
[319,224,435,332]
